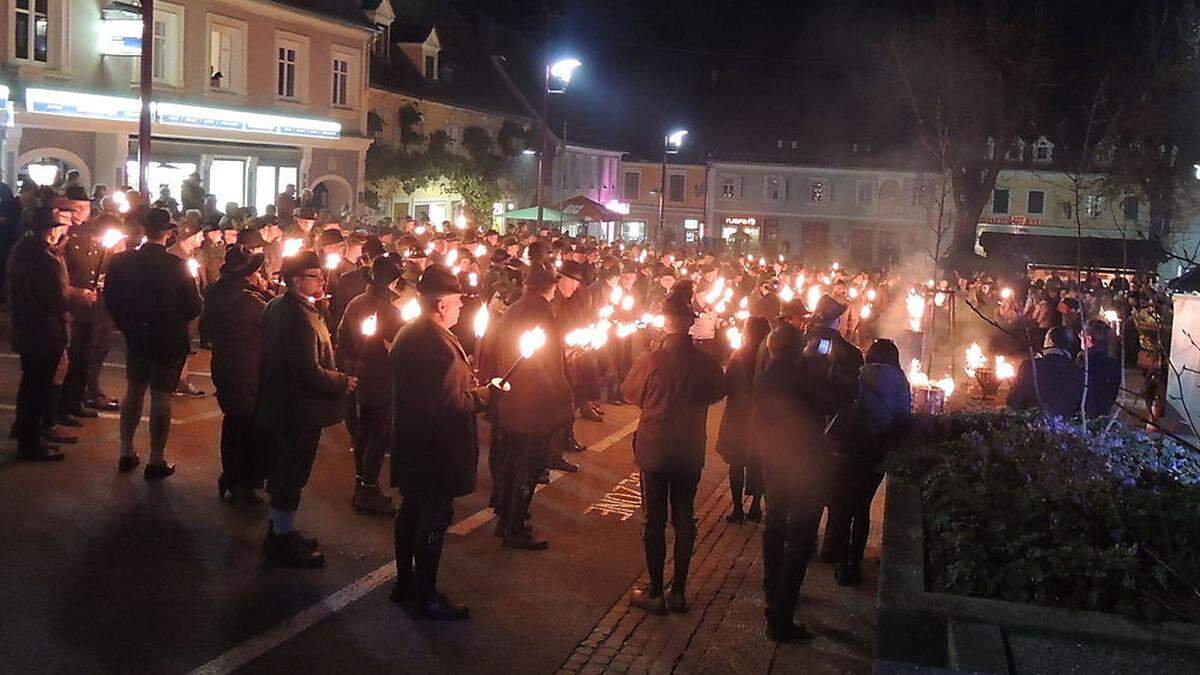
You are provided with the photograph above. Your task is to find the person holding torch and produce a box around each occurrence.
[477,261,574,550]
[388,264,495,620]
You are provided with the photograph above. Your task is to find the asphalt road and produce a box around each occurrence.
[0,346,729,675]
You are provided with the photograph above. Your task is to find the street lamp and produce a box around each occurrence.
[536,58,581,232]
[657,129,688,243]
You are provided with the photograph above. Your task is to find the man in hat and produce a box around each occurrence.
[555,259,604,425]
[389,264,494,619]
[201,244,272,503]
[59,188,106,424]
[621,287,725,616]
[337,253,404,515]
[477,261,574,550]
[168,213,209,399]
[257,251,356,566]
[104,207,204,479]
[7,207,86,461]
[329,234,382,333]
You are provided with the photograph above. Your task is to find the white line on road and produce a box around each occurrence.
[187,417,639,675]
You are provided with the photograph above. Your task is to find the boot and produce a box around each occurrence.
[502,530,548,550]
[766,616,811,642]
[546,456,578,473]
[630,587,667,616]
[352,483,396,515]
[411,592,469,621]
[17,444,65,462]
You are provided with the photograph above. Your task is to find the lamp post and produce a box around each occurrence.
[535,58,581,233]
[138,0,154,199]
[657,129,687,244]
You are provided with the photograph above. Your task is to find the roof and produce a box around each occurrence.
[268,0,376,29]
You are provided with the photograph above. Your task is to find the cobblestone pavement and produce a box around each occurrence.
[559,476,883,675]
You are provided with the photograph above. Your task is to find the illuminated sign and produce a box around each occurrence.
[0,85,12,128]
[980,215,1042,226]
[25,88,341,139]
[604,200,630,215]
[724,217,757,226]
[99,17,142,56]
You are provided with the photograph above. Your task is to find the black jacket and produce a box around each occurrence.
[1007,350,1085,419]
[390,316,489,498]
[6,234,70,355]
[104,242,203,360]
[1080,346,1121,418]
[201,275,270,415]
[336,285,403,404]
[255,292,349,431]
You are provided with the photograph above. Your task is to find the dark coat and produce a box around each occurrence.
[104,242,203,360]
[255,292,350,431]
[1006,350,1084,419]
[389,316,489,498]
[1080,346,1121,418]
[328,265,369,335]
[6,234,70,356]
[62,229,103,322]
[477,291,574,435]
[799,325,864,418]
[715,343,759,466]
[336,285,403,404]
[201,275,269,415]
[621,334,725,474]
[754,350,832,500]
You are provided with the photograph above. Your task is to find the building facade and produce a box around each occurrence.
[0,0,374,213]
[704,160,937,265]
[619,159,706,243]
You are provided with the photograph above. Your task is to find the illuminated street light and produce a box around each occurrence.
[665,129,689,154]
[536,58,582,232]
[657,128,688,242]
[547,58,583,93]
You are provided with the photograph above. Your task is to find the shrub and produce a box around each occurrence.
[887,410,1200,622]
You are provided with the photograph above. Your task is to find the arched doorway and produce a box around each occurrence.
[16,147,92,188]
[309,174,353,216]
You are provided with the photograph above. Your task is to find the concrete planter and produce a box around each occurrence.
[875,477,1200,674]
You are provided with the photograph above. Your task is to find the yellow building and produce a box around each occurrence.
[619,159,707,243]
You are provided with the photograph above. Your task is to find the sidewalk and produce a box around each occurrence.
[559,475,883,675]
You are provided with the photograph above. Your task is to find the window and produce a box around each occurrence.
[765,175,786,201]
[668,174,686,203]
[878,180,901,203]
[207,16,247,93]
[621,221,646,241]
[1032,136,1053,163]
[14,0,49,63]
[856,181,875,206]
[623,172,640,200]
[330,47,360,108]
[373,24,390,57]
[276,31,311,102]
[809,179,826,203]
[1005,140,1024,162]
[992,188,1010,213]
[1086,194,1105,219]
[1027,190,1044,214]
[332,59,349,105]
[1122,197,1139,221]
[209,158,247,208]
[255,165,298,215]
[720,176,737,199]
[135,2,184,87]
[424,55,436,79]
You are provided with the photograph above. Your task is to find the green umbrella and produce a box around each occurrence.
[500,206,579,222]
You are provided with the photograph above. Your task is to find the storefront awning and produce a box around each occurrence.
[558,195,625,222]
[978,231,1166,272]
[500,206,580,222]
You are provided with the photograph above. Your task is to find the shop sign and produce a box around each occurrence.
[724,216,757,226]
[981,215,1042,226]
[604,200,630,215]
[99,16,142,56]
[25,88,341,139]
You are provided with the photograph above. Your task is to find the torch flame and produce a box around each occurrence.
[867,288,877,302]
[1000,287,1013,300]
[400,297,421,322]
[726,326,743,350]
[778,285,796,303]
[473,304,489,339]
[609,286,623,305]
[995,355,1016,380]
[859,304,872,319]
[186,258,200,279]
[324,253,342,271]
[620,295,634,312]
[519,327,547,359]
[361,313,378,337]
[282,238,303,258]
[101,228,126,249]
[454,215,468,229]
[704,277,726,304]
[474,244,487,258]
[806,286,822,312]
[468,272,479,287]
[598,305,614,319]
[965,342,986,377]
[906,292,925,332]
[445,248,459,267]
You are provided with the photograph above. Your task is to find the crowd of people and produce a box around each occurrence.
[0,175,1167,641]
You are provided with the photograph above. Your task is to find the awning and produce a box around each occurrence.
[558,195,625,222]
[499,206,579,222]
[978,232,1165,272]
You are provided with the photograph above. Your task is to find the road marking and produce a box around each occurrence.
[447,419,638,536]
[0,352,212,377]
[0,405,221,426]
[188,417,638,675]
[585,471,642,521]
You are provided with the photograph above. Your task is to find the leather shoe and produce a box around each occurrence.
[84,395,120,411]
[143,462,176,480]
[580,406,604,422]
[55,414,84,428]
[502,531,548,550]
[412,593,469,621]
[18,445,65,462]
[666,590,689,614]
[352,484,396,515]
[766,618,811,643]
[569,440,588,452]
[630,587,667,616]
[389,577,415,605]
[41,428,78,444]
[264,530,325,568]
[535,469,551,484]
[118,454,141,472]
[547,457,579,473]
